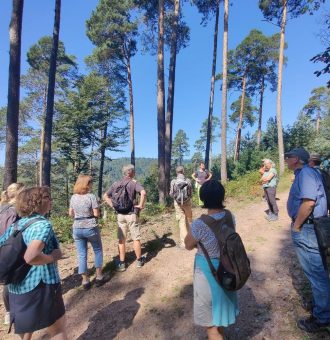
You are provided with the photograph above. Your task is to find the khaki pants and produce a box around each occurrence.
[117,213,140,240]
[174,200,193,245]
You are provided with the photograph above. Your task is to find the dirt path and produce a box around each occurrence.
[1,191,329,339]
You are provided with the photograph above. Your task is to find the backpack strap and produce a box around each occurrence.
[198,210,234,284]
[13,217,44,236]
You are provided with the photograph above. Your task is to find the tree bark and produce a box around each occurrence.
[220,0,229,184]
[257,75,265,147]
[316,112,320,133]
[276,0,287,175]
[127,54,135,166]
[234,74,246,162]
[39,85,47,185]
[165,0,180,197]
[3,0,24,190]
[42,0,61,186]
[98,124,107,199]
[157,0,166,204]
[205,0,220,169]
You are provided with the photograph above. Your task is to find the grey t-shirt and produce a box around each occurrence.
[70,193,99,228]
[191,211,236,258]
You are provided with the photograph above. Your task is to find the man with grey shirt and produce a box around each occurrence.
[103,164,146,271]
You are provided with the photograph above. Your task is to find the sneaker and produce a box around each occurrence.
[297,315,330,333]
[136,257,145,268]
[116,262,126,272]
[95,276,106,287]
[82,281,91,290]
[266,213,278,222]
[4,312,10,325]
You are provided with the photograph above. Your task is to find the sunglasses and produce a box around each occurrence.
[284,155,297,160]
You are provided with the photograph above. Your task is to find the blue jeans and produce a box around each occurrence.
[291,223,330,323]
[73,227,103,274]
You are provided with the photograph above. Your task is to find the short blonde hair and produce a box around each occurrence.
[73,175,92,194]
[1,183,25,204]
[16,186,50,217]
[122,164,135,176]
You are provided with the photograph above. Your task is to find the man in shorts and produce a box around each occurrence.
[103,164,146,271]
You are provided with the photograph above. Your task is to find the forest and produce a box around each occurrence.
[0,0,329,213]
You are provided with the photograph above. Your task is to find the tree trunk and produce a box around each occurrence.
[234,74,246,162]
[157,0,166,204]
[127,55,135,166]
[42,0,61,187]
[276,0,287,175]
[220,0,229,184]
[257,75,265,147]
[165,0,180,197]
[39,85,47,185]
[205,0,220,169]
[98,124,107,199]
[316,112,320,133]
[3,0,24,190]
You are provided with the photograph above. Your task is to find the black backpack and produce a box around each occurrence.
[111,179,135,214]
[0,218,42,285]
[198,210,251,291]
[319,169,330,213]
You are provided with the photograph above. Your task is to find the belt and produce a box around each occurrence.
[74,216,96,221]
[291,217,314,225]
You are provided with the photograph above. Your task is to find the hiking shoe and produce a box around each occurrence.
[82,281,91,290]
[116,262,126,272]
[95,277,106,287]
[266,213,278,222]
[4,312,10,325]
[297,315,330,333]
[176,244,186,250]
[136,257,145,268]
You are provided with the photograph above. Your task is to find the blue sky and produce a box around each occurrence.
[0,0,328,164]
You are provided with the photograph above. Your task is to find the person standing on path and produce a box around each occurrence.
[69,175,105,290]
[103,164,147,272]
[192,162,212,206]
[184,180,238,340]
[261,159,279,221]
[285,147,330,333]
[169,166,193,249]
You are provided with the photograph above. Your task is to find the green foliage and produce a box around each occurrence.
[172,129,190,165]
[142,163,159,204]
[194,115,220,154]
[51,216,73,243]
[230,95,257,127]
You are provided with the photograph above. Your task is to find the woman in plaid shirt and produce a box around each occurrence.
[0,186,67,339]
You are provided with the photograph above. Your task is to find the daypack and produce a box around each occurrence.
[173,177,191,205]
[198,210,251,291]
[111,179,135,214]
[0,217,42,285]
[319,169,330,213]
[0,204,18,236]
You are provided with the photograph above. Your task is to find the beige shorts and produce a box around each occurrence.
[117,213,140,241]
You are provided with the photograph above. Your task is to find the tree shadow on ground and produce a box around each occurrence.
[77,287,145,340]
[60,233,175,295]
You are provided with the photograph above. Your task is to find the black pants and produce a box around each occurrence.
[264,187,279,215]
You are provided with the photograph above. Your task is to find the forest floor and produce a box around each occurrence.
[1,190,330,339]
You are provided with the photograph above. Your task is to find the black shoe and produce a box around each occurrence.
[301,299,313,312]
[82,281,91,290]
[95,277,106,287]
[297,315,330,333]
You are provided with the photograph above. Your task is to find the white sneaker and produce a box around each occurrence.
[4,311,10,325]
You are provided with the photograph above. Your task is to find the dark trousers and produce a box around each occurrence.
[264,187,279,215]
[3,285,9,312]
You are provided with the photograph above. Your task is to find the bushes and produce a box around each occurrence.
[51,216,73,243]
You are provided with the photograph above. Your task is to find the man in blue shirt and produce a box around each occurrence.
[285,147,330,333]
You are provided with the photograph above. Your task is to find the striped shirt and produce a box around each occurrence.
[0,214,61,294]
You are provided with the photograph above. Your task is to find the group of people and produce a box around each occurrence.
[0,149,330,339]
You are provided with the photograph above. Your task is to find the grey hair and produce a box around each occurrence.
[176,166,184,174]
[263,159,272,165]
[122,164,135,176]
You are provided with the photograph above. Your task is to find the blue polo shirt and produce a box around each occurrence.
[287,165,327,219]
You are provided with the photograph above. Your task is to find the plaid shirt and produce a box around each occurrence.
[0,214,61,294]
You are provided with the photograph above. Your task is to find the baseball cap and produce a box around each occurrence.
[309,153,321,162]
[284,148,310,164]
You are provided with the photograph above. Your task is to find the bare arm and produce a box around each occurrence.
[261,172,275,183]
[191,173,197,181]
[184,231,197,250]
[293,199,315,232]
[135,190,147,210]
[207,172,212,180]
[68,207,74,217]
[103,192,113,208]
[24,240,62,265]
[93,208,100,218]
